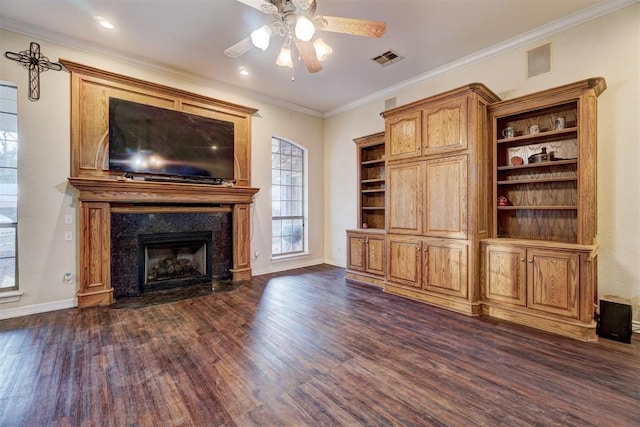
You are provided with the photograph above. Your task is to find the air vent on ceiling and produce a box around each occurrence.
[371,50,404,66]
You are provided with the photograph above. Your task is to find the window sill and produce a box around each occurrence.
[271,252,309,262]
[0,290,24,304]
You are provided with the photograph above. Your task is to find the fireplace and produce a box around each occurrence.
[139,231,212,293]
[111,210,232,299]
[68,177,258,307]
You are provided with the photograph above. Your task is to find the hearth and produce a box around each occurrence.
[139,231,212,294]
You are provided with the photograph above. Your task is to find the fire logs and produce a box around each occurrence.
[147,257,201,282]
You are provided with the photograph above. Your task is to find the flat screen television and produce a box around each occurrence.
[108,98,235,180]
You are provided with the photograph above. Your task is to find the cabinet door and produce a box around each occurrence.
[366,235,385,276]
[422,97,468,156]
[424,155,467,239]
[483,244,526,306]
[422,239,468,298]
[386,111,422,160]
[347,233,366,272]
[388,162,424,235]
[387,237,421,288]
[527,249,580,318]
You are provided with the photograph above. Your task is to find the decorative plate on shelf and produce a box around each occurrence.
[511,156,524,165]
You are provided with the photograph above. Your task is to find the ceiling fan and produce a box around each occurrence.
[225,0,386,73]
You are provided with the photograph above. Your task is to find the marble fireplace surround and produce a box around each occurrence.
[69,177,258,308]
[112,212,229,299]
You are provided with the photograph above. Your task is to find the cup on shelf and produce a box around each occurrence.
[554,116,566,130]
[502,127,514,138]
[529,124,540,134]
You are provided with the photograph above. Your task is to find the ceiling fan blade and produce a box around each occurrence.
[294,39,322,73]
[224,36,255,58]
[235,0,278,14]
[316,16,386,38]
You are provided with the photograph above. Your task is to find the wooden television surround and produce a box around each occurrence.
[62,60,259,308]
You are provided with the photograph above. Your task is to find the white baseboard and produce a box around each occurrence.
[0,298,76,320]
[252,257,330,276]
[323,258,347,269]
[633,320,640,334]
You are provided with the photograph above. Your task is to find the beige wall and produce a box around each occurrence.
[324,4,640,318]
[0,28,324,318]
[1,4,638,321]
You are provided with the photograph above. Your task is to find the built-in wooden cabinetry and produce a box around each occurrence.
[346,132,386,287]
[481,78,605,341]
[382,84,500,314]
[346,229,386,287]
[347,79,604,341]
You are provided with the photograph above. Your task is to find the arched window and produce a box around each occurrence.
[271,137,305,256]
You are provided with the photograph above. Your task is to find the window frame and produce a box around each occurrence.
[0,82,18,293]
[271,136,306,258]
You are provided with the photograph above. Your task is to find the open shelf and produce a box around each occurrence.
[497,159,577,171]
[498,176,577,185]
[354,132,386,230]
[498,206,577,210]
[497,127,578,144]
[492,98,585,244]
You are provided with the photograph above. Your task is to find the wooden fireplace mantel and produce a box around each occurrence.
[69,178,259,308]
[62,62,260,308]
[68,177,259,204]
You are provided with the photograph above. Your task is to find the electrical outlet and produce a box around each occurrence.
[64,231,73,241]
[64,214,73,224]
[63,272,73,284]
[254,250,260,258]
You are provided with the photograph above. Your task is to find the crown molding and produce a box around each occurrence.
[324,0,638,118]
[1,0,635,119]
[0,17,325,118]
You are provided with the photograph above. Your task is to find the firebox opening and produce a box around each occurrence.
[138,231,213,294]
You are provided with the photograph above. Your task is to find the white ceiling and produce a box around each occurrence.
[0,0,629,116]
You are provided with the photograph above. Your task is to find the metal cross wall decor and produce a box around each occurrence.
[4,42,63,102]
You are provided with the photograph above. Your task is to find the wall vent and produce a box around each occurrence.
[384,97,397,110]
[371,50,404,66]
[527,43,551,78]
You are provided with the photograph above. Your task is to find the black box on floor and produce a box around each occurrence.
[597,298,632,343]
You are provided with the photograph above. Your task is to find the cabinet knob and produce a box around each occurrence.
[520,258,525,262]
[528,259,533,263]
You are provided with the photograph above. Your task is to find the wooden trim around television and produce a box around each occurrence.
[60,59,257,187]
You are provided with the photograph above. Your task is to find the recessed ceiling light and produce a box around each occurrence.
[239,67,249,76]
[94,16,114,30]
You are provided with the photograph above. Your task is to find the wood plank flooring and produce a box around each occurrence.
[0,264,638,426]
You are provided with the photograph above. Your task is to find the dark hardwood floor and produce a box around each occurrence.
[0,264,638,426]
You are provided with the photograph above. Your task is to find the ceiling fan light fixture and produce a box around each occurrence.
[292,0,314,11]
[276,44,293,68]
[313,38,333,61]
[295,15,315,42]
[250,25,272,51]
